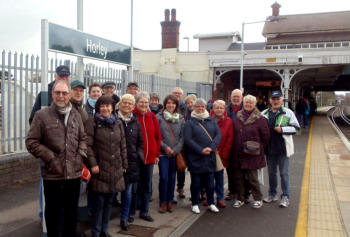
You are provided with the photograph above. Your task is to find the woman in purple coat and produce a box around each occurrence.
[232,95,270,209]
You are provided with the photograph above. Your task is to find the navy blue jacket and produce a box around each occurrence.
[184,116,221,173]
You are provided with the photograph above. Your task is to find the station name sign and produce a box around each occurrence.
[48,23,130,65]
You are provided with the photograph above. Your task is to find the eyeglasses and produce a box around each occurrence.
[121,101,134,106]
[54,91,69,96]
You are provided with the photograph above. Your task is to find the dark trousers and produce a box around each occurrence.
[158,155,177,203]
[136,164,154,217]
[177,170,186,190]
[90,192,113,236]
[190,172,214,206]
[43,178,80,237]
[234,168,262,201]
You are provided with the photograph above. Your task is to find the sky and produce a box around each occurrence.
[1,0,349,56]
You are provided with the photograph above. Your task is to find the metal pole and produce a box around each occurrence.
[41,19,49,107]
[239,22,245,92]
[77,0,84,82]
[129,0,134,82]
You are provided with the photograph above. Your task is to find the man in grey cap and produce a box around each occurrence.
[102,81,120,105]
[29,65,71,124]
[261,91,300,208]
[70,80,88,124]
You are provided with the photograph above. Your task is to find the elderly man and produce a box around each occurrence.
[172,87,186,115]
[26,79,87,236]
[262,91,300,208]
[70,80,88,124]
[171,87,187,200]
[102,81,120,105]
[126,81,139,97]
[29,65,71,124]
[225,89,243,201]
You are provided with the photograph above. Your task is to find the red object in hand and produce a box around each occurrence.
[81,165,91,183]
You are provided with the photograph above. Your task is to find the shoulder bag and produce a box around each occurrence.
[197,122,224,172]
[163,117,187,171]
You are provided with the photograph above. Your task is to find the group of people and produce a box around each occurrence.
[26,65,300,237]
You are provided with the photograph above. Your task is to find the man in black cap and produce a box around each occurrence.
[261,91,300,208]
[70,80,88,124]
[29,65,71,124]
[126,82,139,97]
[102,81,120,105]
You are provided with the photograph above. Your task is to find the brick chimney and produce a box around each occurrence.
[271,2,281,16]
[161,8,181,49]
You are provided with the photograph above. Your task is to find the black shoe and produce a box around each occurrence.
[140,214,154,222]
[128,216,134,223]
[100,232,111,237]
[120,220,129,231]
[172,200,178,204]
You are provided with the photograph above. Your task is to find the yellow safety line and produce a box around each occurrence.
[295,118,314,237]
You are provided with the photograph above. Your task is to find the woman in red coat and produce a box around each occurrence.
[232,95,270,209]
[210,100,234,208]
[131,91,162,222]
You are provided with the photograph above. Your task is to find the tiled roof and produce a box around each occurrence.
[263,11,350,35]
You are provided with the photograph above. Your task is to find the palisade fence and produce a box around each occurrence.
[0,50,212,154]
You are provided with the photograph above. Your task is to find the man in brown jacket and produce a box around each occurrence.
[26,79,87,237]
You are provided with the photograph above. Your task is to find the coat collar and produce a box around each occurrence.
[237,108,261,125]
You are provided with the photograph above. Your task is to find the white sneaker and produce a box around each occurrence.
[191,205,200,214]
[280,196,290,208]
[232,200,244,208]
[252,200,263,209]
[263,195,278,203]
[209,204,219,213]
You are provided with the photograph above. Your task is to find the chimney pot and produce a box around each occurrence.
[171,9,176,21]
[165,9,170,22]
[271,2,281,17]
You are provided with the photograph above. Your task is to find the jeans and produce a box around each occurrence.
[137,164,154,217]
[43,178,80,237]
[190,172,214,206]
[214,170,224,201]
[158,155,177,203]
[90,192,114,236]
[266,154,290,198]
[296,114,304,128]
[121,183,137,222]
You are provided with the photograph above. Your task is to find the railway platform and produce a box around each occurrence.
[0,109,349,237]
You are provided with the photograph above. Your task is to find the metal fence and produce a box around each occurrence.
[0,50,212,154]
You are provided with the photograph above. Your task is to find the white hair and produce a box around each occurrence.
[173,87,184,94]
[213,99,226,108]
[231,89,243,97]
[135,91,150,103]
[121,93,135,105]
[194,98,207,106]
[243,94,257,105]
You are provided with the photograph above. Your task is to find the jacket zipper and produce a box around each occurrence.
[143,114,149,164]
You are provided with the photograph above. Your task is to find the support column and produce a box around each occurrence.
[281,69,291,108]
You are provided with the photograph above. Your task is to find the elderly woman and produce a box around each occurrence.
[210,100,234,208]
[149,92,163,115]
[184,98,221,214]
[232,95,270,209]
[85,83,102,117]
[117,94,144,231]
[131,91,162,222]
[85,95,128,237]
[176,94,197,199]
[157,95,185,213]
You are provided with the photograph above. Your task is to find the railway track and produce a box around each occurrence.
[329,105,350,142]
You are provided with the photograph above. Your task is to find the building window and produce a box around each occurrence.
[334,42,341,47]
[265,45,272,50]
[280,45,287,49]
[294,44,301,48]
[317,43,325,48]
[343,42,349,47]
[326,43,333,47]
[272,45,278,49]
[302,44,309,48]
[287,45,294,49]
[310,44,317,48]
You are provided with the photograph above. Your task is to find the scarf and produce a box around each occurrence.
[118,110,133,123]
[191,110,209,120]
[95,113,116,126]
[243,110,253,121]
[88,98,97,114]
[163,110,180,123]
[57,102,72,127]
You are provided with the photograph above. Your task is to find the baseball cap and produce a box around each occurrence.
[127,82,139,88]
[102,81,116,89]
[270,91,283,98]
[55,65,70,77]
[70,80,86,89]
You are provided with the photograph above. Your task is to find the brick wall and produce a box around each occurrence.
[0,152,40,188]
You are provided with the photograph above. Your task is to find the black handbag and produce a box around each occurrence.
[243,141,260,155]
